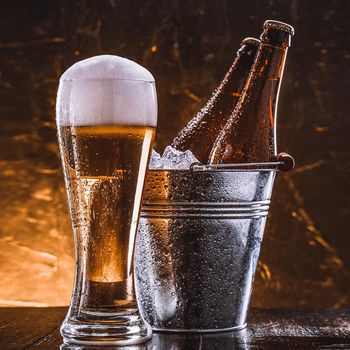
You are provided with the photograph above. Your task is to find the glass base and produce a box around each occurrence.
[152,323,247,334]
[61,308,152,346]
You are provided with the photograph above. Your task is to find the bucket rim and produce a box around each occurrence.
[147,161,281,173]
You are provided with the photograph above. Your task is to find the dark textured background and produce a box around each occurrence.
[0,0,349,307]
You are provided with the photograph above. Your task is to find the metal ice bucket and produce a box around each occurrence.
[135,164,277,332]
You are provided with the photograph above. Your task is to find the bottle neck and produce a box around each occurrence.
[247,42,288,96]
[262,43,288,157]
[242,41,288,158]
[221,44,259,96]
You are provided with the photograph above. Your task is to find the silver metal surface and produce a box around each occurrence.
[191,161,282,171]
[135,168,276,332]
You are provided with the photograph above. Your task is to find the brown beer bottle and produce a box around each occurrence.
[209,20,294,164]
[171,37,260,163]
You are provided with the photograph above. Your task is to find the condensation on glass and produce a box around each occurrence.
[58,121,154,345]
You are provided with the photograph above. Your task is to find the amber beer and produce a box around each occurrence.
[209,20,294,164]
[59,125,154,303]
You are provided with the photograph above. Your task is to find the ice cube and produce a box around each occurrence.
[149,146,199,170]
[149,149,162,169]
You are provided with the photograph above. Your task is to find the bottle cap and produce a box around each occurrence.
[264,20,295,36]
[261,20,294,47]
[241,37,260,46]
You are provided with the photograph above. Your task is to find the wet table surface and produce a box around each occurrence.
[0,307,349,349]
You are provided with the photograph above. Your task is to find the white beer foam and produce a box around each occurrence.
[56,55,157,127]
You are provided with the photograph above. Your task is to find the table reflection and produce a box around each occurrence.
[61,328,252,350]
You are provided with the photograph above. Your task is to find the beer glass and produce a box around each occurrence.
[57,74,156,345]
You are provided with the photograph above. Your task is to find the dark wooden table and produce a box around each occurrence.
[0,307,349,349]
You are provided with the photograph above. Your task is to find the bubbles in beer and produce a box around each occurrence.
[56,55,157,127]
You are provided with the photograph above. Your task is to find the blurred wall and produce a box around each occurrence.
[0,0,349,307]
